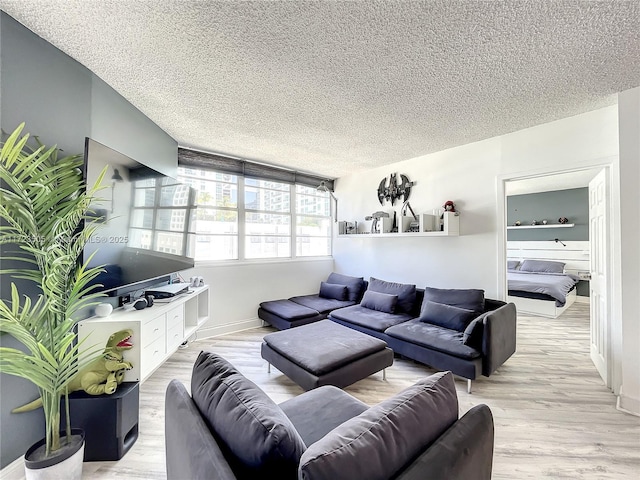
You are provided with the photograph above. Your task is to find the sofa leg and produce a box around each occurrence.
[467,379,472,394]
[267,362,271,373]
[382,369,387,381]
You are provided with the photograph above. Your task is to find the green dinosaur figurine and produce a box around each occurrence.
[12,329,134,413]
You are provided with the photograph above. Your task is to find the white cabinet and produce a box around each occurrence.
[78,285,209,383]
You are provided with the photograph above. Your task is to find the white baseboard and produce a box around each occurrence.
[617,388,640,417]
[194,318,263,340]
[0,455,24,480]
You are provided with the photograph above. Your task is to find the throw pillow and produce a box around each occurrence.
[319,281,348,301]
[191,351,306,479]
[360,290,398,314]
[462,312,489,350]
[423,286,485,314]
[507,260,520,270]
[519,259,565,274]
[419,300,478,331]
[327,272,365,302]
[298,371,459,480]
[368,277,417,313]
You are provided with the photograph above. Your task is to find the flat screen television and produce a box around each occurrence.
[83,138,196,295]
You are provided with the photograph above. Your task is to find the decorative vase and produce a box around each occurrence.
[24,429,84,480]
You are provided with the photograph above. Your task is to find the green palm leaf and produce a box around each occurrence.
[0,123,109,456]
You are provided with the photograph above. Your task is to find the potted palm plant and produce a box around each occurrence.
[0,123,107,479]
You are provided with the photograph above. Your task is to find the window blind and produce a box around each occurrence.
[178,147,334,190]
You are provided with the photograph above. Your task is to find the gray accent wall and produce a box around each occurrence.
[0,12,177,468]
[507,188,589,241]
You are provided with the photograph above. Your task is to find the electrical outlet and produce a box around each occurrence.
[118,294,131,307]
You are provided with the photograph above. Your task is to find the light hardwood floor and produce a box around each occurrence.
[75,302,639,478]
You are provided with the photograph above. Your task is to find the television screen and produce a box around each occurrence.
[83,138,196,295]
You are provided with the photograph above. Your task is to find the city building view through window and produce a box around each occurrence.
[177,167,332,260]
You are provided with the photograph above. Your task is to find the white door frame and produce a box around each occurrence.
[496,157,620,391]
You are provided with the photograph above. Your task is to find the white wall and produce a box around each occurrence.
[334,104,640,415]
[185,258,334,337]
[617,87,640,415]
[334,106,619,297]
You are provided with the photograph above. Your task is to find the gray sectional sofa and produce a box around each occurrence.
[165,351,495,480]
[259,273,517,391]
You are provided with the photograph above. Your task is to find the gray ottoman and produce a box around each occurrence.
[261,320,393,391]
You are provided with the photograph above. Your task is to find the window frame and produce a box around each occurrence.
[177,166,333,263]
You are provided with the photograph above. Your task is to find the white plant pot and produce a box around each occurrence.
[24,430,84,480]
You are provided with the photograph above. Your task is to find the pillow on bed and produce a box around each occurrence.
[327,273,365,302]
[419,300,478,331]
[319,281,348,301]
[507,260,520,271]
[360,290,398,314]
[519,259,565,274]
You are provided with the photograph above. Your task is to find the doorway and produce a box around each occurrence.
[499,166,611,388]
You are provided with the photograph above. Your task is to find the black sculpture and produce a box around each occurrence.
[377,173,415,206]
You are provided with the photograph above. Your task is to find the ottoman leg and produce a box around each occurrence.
[267,362,271,373]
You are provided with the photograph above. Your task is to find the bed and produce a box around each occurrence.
[507,259,580,318]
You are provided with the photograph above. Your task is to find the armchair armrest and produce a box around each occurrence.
[395,404,494,480]
[481,303,517,376]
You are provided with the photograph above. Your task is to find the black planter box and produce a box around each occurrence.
[62,381,139,461]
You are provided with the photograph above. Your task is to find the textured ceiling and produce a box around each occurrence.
[2,1,639,179]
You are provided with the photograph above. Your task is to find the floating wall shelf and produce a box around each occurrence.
[338,212,459,237]
[507,223,575,230]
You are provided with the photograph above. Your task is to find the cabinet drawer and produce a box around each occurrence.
[141,314,165,347]
[166,322,184,352]
[141,335,166,379]
[166,305,184,329]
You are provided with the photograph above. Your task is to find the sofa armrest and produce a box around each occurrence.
[395,404,494,480]
[278,385,368,447]
[482,302,517,376]
[484,298,506,312]
[165,380,238,480]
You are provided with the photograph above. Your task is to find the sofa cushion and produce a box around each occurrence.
[423,286,485,314]
[260,299,319,320]
[419,300,478,332]
[191,351,306,479]
[360,290,398,313]
[330,305,414,332]
[263,320,388,375]
[369,277,417,313]
[462,312,489,350]
[289,294,354,314]
[319,281,348,301]
[298,371,459,480]
[327,272,365,302]
[385,319,482,360]
[519,259,565,274]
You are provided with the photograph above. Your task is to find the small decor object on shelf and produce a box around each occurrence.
[531,220,538,225]
[558,217,569,224]
[440,201,457,231]
[542,219,548,225]
[377,173,415,206]
[514,220,521,226]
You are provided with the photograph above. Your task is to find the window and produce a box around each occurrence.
[178,168,238,260]
[295,185,331,257]
[129,177,196,256]
[177,167,332,261]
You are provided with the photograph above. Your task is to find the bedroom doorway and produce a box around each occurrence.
[501,166,612,388]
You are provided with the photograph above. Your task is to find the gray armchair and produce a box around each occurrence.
[165,351,494,480]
